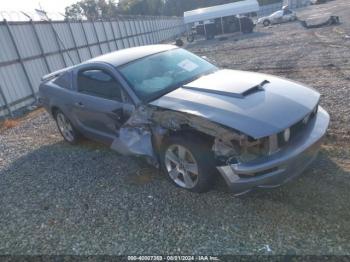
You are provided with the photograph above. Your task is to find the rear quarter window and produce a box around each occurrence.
[53,71,72,89]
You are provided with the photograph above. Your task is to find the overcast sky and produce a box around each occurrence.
[0,0,78,19]
[0,0,77,12]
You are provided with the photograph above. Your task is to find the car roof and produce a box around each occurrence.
[41,45,178,82]
[87,44,178,67]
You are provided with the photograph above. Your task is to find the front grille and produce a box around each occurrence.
[277,105,318,148]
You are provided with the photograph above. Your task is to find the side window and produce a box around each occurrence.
[54,71,72,89]
[77,69,122,101]
[284,9,292,15]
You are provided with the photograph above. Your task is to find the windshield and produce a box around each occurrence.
[118,48,217,102]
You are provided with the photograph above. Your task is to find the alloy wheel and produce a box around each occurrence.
[164,144,199,189]
[56,112,75,142]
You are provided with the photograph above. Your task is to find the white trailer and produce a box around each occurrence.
[183,0,260,40]
[184,0,260,24]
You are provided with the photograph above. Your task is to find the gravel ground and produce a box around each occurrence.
[1,0,350,255]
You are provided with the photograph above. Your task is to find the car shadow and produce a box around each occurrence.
[186,31,274,47]
[1,140,349,253]
[2,140,348,212]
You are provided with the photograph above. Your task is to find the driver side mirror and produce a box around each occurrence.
[122,103,135,119]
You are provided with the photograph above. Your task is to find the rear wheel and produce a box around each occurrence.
[54,110,80,144]
[205,34,215,40]
[187,34,195,43]
[161,134,215,193]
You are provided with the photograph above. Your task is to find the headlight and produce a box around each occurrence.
[283,128,290,142]
[302,114,310,124]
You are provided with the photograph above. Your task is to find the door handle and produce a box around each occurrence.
[74,102,84,108]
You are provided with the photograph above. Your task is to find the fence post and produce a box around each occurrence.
[80,20,93,58]
[115,17,126,49]
[140,16,150,45]
[109,19,120,50]
[49,20,68,67]
[147,17,153,44]
[155,17,161,42]
[68,21,82,63]
[147,17,154,44]
[238,16,242,34]
[92,20,103,55]
[148,17,156,44]
[220,17,224,34]
[140,16,147,45]
[161,17,165,41]
[150,17,159,43]
[127,16,136,47]
[101,20,112,52]
[121,17,132,48]
[0,84,13,118]
[30,19,51,73]
[131,16,141,46]
[135,16,143,45]
[3,19,37,102]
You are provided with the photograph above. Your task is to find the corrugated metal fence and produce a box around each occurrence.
[0,16,185,118]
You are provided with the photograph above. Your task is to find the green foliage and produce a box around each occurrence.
[118,0,164,15]
[65,0,119,20]
[64,0,283,18]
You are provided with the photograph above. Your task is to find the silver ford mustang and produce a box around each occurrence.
[39,45,329,194]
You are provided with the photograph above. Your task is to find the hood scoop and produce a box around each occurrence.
[182,69,270,98]
[241,80,269,97]
[182,79,269,99]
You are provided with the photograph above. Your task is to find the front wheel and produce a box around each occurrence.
[161,135,215,193]
[263,20,271,27]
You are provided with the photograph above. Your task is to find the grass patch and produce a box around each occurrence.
[0,119,18,130]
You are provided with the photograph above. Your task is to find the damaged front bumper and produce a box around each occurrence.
[217,106,330,195]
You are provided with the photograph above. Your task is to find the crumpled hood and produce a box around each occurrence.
[150,69,320,138]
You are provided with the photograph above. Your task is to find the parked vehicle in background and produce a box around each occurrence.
[39,45,329,195]
[257,6,297,27]
[189,16,255,41]
[184,0,259,41]
[310,0,328,4]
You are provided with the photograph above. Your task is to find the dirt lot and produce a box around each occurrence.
[1,0,349,255]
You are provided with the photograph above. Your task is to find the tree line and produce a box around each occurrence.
[65,0,282,20]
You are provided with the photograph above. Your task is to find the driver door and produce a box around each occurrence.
[282,9,293,22]
[71,67,132,144]
[272,11,284,23]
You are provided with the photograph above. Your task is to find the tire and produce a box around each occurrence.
[205,34,215,40]
[240,17,254,33]
[242,25,254,33]
[54,109,80,145]
[161,134,216,193]
[263,20,271,27]
[229,22,238,33]
[187,34,194,43]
